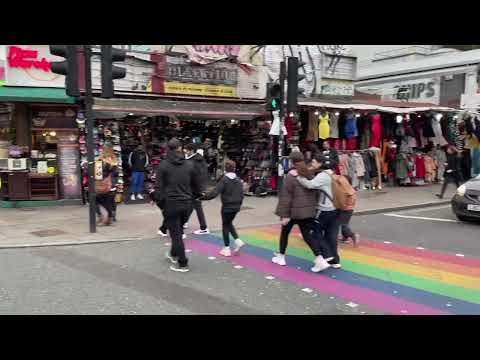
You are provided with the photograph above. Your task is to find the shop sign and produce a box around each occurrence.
[319,79,354,97]
[7,46,51,72]
[4,45,64,88]
[151,54,238,98]
[57,133,81,199]
[163,82,236,97]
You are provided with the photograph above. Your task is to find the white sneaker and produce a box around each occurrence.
[194,229,210,235]
[137,193,144,200]
[311,256,330,273]
[272,253,286,266]
[130,194,136,201]
[182,234,187,240]
[325,257,334,262]
[219,247,232,257]
[183,223,189,229]
[233,239,245,253]
[165,251,177,264]
[158,230,168,237]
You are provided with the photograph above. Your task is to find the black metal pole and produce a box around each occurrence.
[84,45,96,233]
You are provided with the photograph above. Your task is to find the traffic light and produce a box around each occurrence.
[49,45,80,97]
[266,82,281,111]
[286,57,306,113]
[101,45,126,98]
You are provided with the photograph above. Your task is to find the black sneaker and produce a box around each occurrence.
[169,264,189,273]
[165,251,178,264]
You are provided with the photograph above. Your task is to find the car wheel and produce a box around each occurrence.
[456,215,472,222]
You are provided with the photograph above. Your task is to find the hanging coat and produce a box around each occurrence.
[306,111,319,141]
[423,116,436,138]
[414,154,426,178]
[395,153,409,179]
[370,113,382,147]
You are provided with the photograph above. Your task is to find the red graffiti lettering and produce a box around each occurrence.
[7,46,51,72]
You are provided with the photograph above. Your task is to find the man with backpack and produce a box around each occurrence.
[297,153,355,269]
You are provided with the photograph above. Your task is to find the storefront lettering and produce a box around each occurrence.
[394,81,435,100]
[166,63,238,86]
[7,46,51,72]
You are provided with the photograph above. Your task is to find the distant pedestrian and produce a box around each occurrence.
[337,175,359,246]
[201,160,245,257]
[96,147,118,226]
[436,146,462,199]
[184,143,210,235]
[129,144,149,201]
[273,151,330,272]
[151,138,202,273]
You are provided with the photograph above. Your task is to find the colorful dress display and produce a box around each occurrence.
[318,113,330,140]
[370,113,381,148]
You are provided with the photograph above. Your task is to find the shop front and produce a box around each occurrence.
[295,98,473,191]
[88,96,275,202]
[0,45,80,206]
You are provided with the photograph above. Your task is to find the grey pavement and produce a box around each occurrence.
[0,238,376,315]
[0,184,455,248]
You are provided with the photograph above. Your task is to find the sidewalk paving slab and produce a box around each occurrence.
[0,184,456,248]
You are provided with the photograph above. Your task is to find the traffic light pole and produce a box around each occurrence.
[84,45,96,233]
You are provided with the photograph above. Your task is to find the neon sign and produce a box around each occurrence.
[7,46,51,72]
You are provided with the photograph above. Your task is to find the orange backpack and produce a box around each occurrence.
[326,173,357,211]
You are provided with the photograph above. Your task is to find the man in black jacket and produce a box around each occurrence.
[184,143,210,234]
[152,138,202,272]
[128,144,149,201]
[437,146,462,199]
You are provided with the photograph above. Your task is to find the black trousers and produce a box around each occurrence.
[96,193,114,219]
[221,209,239,247]
[313,210,341,263]
[165,203,192,268]
[187,199,208,230]
[279,218,320,257]
[440,173,461,198]
[160,208,189,234]
[338,210,354,239]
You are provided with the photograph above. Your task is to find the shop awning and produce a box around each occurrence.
[299,98,458,114]
[93,97,268,120]
[0,87,76,104]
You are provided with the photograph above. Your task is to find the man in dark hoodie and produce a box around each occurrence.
[128,144,149,201]
[184,143,210,234]
[152,138,202,272]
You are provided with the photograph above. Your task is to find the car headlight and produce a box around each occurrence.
[456,184,467,196]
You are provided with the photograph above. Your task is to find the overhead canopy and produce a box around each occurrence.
[299,99,458,114]
[93,97,268,120]
[0,87,76,104]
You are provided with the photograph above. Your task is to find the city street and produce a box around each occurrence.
[0,204,478,315]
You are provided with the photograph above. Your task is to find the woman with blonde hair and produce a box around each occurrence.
[96,147,119,225]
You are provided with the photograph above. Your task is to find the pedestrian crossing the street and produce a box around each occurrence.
[187,225,480,315]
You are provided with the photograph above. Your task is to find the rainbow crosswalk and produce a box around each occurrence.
[188,225,480,315]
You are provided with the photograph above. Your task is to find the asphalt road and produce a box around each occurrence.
[0,204,478,315]
[352,205,480,257]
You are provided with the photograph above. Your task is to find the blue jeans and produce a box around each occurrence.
[131,171,145,195]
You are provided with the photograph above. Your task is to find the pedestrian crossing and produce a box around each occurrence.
[187,225,480,315]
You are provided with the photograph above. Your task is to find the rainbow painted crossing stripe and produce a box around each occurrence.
[187,225,480,315]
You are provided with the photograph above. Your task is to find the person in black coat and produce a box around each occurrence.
[437,146,462,199]
[151,138,202,272]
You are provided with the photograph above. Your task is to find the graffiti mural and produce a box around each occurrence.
[261,45,355,97]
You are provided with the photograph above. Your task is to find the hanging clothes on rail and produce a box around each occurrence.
[306,110,319,141]
[329,112,339,139]
[370,113,382,148]
[318,112,330,140]
[345,112,357,139]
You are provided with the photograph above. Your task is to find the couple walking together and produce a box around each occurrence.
[274,151,357,272]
